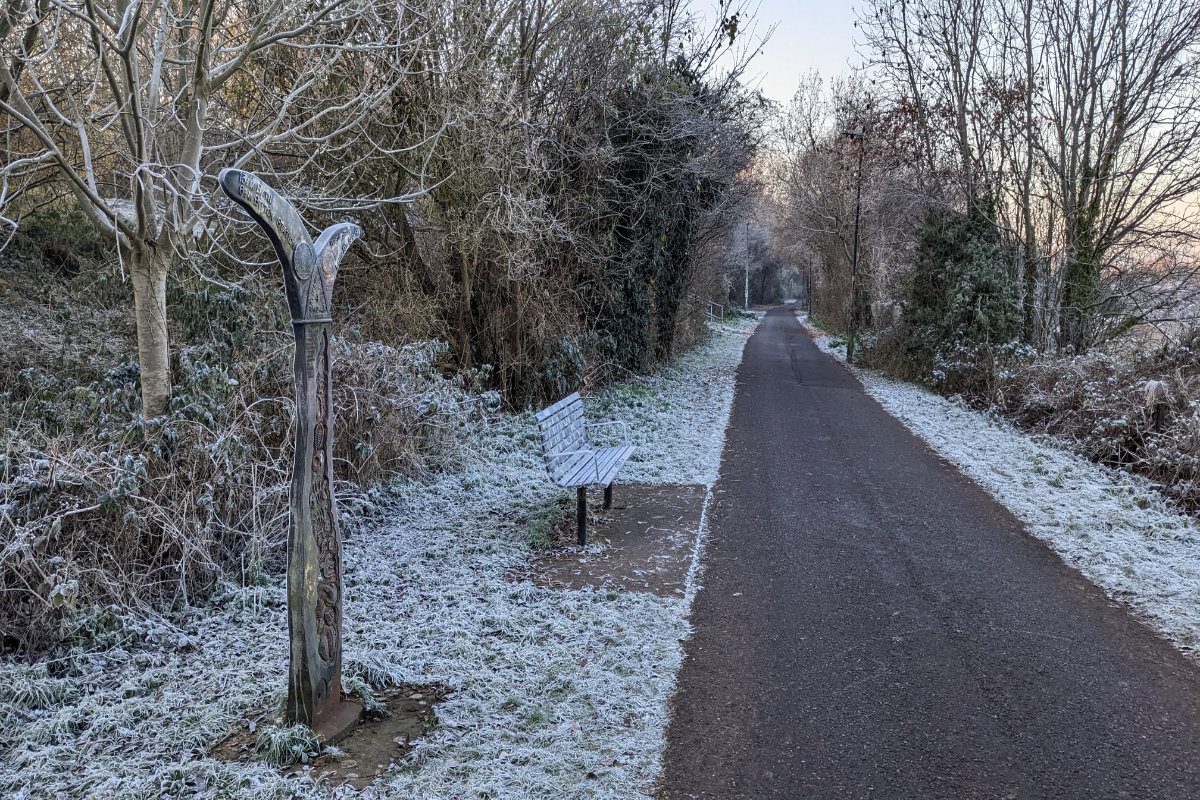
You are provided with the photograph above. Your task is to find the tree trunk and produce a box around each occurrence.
[1059,255,1099,352]
[1022,247,1037,344]
[1059,204,1102,352]
[131,249,172,417]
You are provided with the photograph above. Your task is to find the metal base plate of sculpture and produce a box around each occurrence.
[219,168,362,742]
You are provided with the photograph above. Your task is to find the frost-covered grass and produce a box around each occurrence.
[798,313,1200,657]
[0,316,756,800]
[590,324,755,487]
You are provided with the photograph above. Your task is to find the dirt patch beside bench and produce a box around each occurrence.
[520,484,708,597]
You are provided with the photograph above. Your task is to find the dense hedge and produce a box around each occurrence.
[866,207,1027,393]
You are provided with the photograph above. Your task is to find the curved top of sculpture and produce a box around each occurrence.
[218,168,361,315]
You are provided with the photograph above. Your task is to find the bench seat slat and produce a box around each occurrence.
[549,451,592,487]
[559,450,601,486]
[561,461,596,487]
[588,447,622,485]
[551,445,635,488]
[595,445,635,485]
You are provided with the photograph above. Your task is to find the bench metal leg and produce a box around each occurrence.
[577,487,588,546]
[603,484,613,509]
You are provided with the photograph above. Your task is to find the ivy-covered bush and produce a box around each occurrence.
[886,206,1027,394]
[584,63,745,374]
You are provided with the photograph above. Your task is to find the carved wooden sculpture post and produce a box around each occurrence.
[219,169,362,740]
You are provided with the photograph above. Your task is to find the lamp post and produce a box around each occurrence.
[842,127,866,365]
[743,219,750,309]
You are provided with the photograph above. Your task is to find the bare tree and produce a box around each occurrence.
[0,0,418,415]
[1037,0,1200,347]
[859,0,1200,351]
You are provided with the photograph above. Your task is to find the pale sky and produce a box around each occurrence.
[719,0,860,105]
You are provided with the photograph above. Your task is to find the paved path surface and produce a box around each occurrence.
[661,307,1200,799]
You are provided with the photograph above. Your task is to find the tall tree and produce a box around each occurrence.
[0,0,416,415]
[861,0,1200,350]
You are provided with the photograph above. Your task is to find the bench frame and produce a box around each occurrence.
[535,393,636,544]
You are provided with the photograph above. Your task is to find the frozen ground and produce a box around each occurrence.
[0,317,757,800]
[798,314,1200,657]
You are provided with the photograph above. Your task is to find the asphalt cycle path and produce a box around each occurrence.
[661,306,1200,799]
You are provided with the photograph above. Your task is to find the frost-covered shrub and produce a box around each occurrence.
[1,208,109,282]
[333,338,500,485]
[0,313,493,651]
[924,337,1035,399]
[992,328,1200,511]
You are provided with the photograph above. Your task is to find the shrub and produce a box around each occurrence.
[1,208,109,281]
[0,282,494,652]
[893,207,1026,394]
[994,328,1200,511]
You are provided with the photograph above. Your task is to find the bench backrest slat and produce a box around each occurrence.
[541,411,585,462]
[535,392,580,423]
[536,393,586,469]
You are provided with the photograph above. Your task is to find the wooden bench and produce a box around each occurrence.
[535,392,636,545]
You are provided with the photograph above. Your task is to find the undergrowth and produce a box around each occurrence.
[521,496,574,550]
[856,316,1200,515]
[0,265,496,652]
[993,331,1200,512]
[0,313,756,799]
[255,723,323,768]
